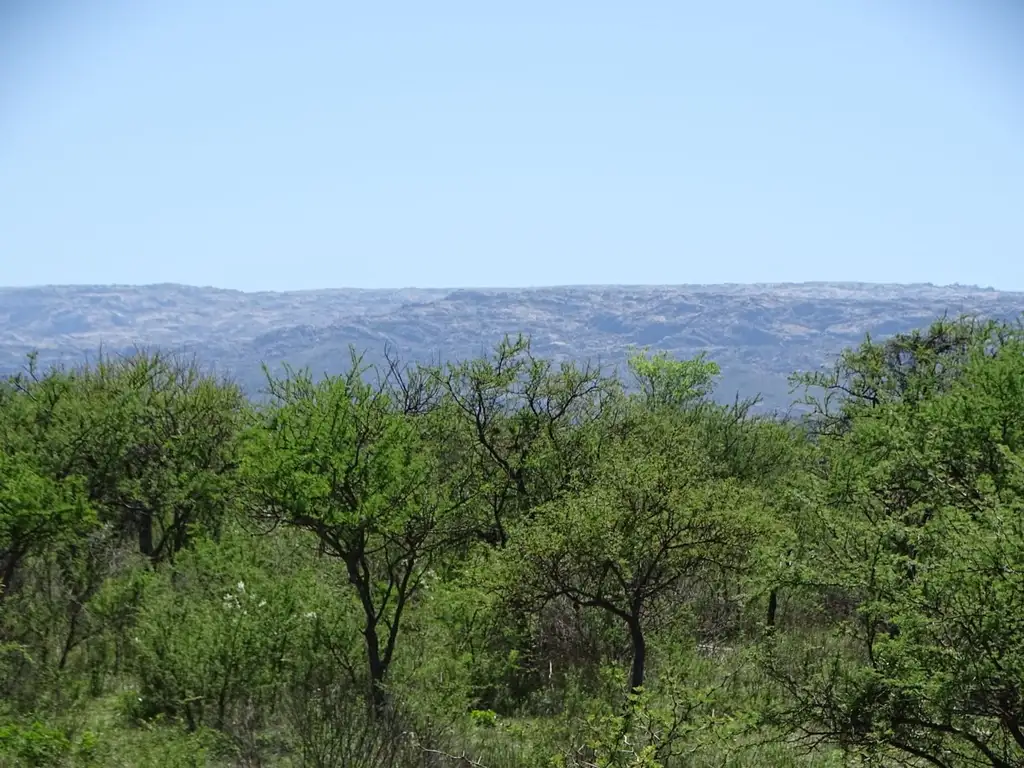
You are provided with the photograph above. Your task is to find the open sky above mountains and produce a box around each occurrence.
[1,1,1023,292]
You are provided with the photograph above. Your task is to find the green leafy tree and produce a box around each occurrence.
[129,533,308,752]
[434,335,614,547]
[626,348,719,410]
[0,373,93,608]
[1,353,248,712]
[0,452,91,608]
[242,354,474,709]
[10,352,247,564]
[791,315,1007,437]
[766,319,1024,767]
[505,411,764,694]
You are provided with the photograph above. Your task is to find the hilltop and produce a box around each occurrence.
[1,281,1020,410]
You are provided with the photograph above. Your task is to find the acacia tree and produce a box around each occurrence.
[0,353,249,710]
[0,443,92,609]
[505,406,764,694]
[11,352,247,564]
[765,319,1024,767]
[432,335,613,547]
[792,315,1007,438]
[626,347,720,410]
[242,354,475,710]
[627,346,798,485]
[627,348,800,632]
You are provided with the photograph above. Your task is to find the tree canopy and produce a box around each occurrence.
[1,317,1022,768]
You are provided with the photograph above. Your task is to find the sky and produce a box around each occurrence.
[1,0,1023,292]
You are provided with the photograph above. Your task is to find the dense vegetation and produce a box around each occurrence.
[1,316,1022,767]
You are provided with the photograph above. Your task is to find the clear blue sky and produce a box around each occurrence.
[1,0,1022,291]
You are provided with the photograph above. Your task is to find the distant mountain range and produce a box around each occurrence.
[1,282,1021,411]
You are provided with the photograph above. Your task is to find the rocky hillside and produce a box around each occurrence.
[2,282,1021,411]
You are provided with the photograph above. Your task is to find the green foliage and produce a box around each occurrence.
[2,320,1023,767]
[504,408,766,693]
[127,534,308,736]
[433,335,614,545]
[0,720,71,766]
[241,353,477,711]
[767,316,1024,767]
[0,450,93,603]
[469,708,498,728]
[627,347,720,409]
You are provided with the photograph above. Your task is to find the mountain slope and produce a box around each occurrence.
[1,282,1020,410]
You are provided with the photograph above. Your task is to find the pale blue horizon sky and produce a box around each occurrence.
[1,1,1023,292]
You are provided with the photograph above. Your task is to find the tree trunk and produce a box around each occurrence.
[363,619,389,714]
[626,617,646,693]
[348,555,390,715]
[137,509,154,558]
[0,547,26,607]
[766,588,778,630]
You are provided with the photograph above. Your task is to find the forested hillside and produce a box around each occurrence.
[2,316,1023,767]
